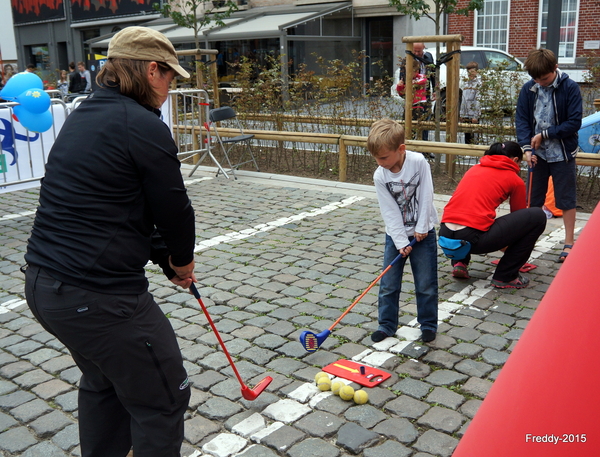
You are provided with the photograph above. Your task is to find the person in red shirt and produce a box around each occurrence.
[439,141,547,288]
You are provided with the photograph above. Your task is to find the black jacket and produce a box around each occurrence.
[69,72,85,93]
[25,87,195,294]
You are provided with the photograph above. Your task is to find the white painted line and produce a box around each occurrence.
[0,179,210,224]
[183,177,213,186]
[0,210,36,222]
[0,299,27,314]
[193,196,365,252]
[354,226,581,365]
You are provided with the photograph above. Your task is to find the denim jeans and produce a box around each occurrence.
[377,230,438,336]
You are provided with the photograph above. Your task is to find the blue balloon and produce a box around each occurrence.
[13,105,53,133]
[0,72,44,100]
[15,88,51,114]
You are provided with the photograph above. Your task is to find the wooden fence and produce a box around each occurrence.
[176,123,600,181]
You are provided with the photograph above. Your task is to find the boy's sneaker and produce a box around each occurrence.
[421,330,436,343]
[452,262,470,279]
[491,274,530,289]
[370,330,389,343]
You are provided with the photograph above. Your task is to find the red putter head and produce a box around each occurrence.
[241,376,273,400]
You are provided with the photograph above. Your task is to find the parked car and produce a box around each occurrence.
[424,46,529,115]
[390,46,527,116]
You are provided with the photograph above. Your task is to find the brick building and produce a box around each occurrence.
[449,0,600,68]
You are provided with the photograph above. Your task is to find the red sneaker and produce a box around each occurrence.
[452,262,470,279]
[491,274,530,289]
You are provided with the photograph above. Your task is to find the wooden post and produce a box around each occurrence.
[339,137,347,182]
[211,56,220,108]
[405,43,414,137]
[446,40,460,174]
[176,48,219,95]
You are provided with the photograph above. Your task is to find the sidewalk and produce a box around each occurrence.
[0,166,588,456]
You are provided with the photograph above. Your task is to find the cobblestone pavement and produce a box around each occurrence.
[0,165,589,457]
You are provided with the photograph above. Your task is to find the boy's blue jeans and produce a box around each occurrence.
[377,230,438,337]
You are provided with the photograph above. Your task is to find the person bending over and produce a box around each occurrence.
[439,141,547,289]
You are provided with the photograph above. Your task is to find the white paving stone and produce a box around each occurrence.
[308,390,333,408]
[361,351,395,367]
[202,433,247,457]
[231,413,266,438]
[351,349,372,361]
[439,301,463,312]
[438,310,453,322]
[262,399,311,424]
[287,382,321,403]
[250,421,285,443]
[389,341,412,354]
[372,337,400,351]
[184,451,202,457]
[396,326,421,341]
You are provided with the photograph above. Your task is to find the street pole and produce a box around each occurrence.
[545,0,562,57]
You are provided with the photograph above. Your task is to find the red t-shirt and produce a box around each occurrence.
[441,155,526,231]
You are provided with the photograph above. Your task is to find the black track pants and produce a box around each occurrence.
[25,265,191,457]
[440,207,547,282]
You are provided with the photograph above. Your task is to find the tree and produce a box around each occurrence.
[153,0,238,50]
[388,0,483,166]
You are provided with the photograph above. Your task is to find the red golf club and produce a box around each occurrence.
[189,283,272,400]
[526,166,534,208]
[299,238,417,352]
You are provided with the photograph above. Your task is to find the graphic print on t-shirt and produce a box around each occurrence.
[386,171,420,227]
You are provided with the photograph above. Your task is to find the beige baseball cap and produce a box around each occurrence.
[108,26,190,78]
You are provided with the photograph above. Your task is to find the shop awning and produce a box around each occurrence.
[88,23,179,49]
[204,2,352,41]
[89,2,352,49]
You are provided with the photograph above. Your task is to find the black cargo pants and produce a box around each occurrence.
[24,265,190,457]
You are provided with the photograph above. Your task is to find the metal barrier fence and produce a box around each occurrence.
[0,99,70,193]
[162,89,218,176]
[0,89,213,192]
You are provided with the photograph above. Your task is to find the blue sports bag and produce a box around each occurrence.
[438,236,471,260]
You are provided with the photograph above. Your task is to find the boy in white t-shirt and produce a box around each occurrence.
[367,118,439,343]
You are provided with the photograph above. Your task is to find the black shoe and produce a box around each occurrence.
[371,330,389,343]
[421,330,436,343]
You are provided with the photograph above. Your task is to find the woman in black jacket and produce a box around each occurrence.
[24,27,195,457]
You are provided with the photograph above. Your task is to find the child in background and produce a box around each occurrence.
[367,118,439,343]
[396,59,428,111]
[396,59,429,129]
[460,61,481,144]
[58,70,69,100]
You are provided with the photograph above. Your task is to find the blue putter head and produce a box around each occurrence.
[299,329,331,352]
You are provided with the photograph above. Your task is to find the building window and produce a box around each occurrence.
[475,0,509,51]
[539,0,579,63]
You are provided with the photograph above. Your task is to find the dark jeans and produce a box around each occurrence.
[377,231,438,336]
[439,208,547,282]
[24,265,190,457]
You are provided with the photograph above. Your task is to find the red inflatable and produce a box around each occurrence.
[453,204,600,456]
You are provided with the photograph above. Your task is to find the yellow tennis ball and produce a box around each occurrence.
[353,389,369,405]
[317,377,332,391]
[331,381,344,396]
[339,385,355,401]
[314,372,329,383]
